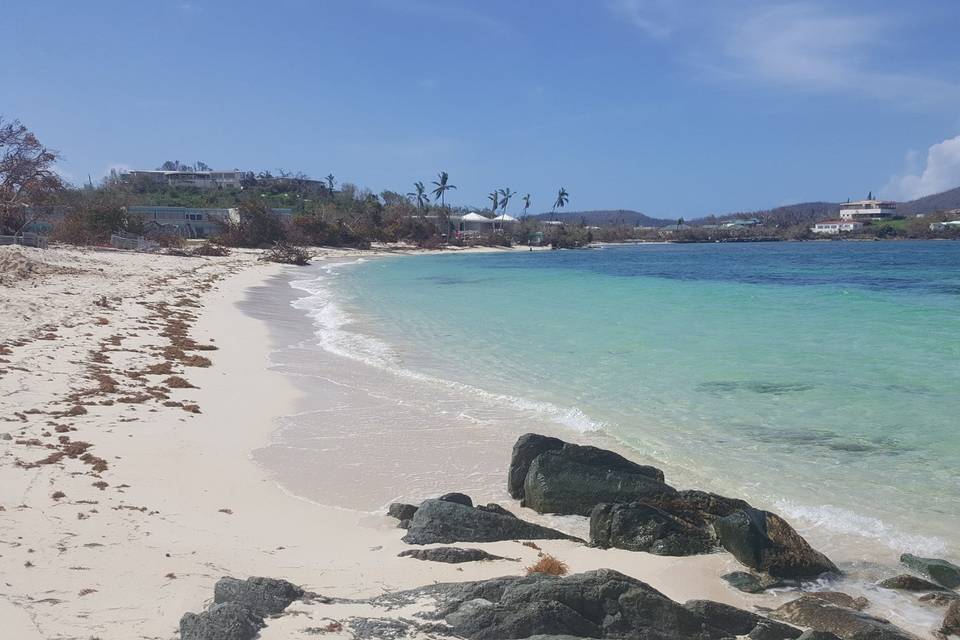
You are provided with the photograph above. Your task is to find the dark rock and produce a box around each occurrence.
[796,632,842,640]
[508,433,566,499]
[213,576,304,617]
[369,568,805,640]
[477,503,517,518]
[642,489,753,528]
[919,591,960,606]
[713,508,838,578]
[802,592,868,612]
[445,597,603,640]
[397,518,411,529]
[522,449,676,516]
[877,574,948,592]
[398,547,511,564]
[590,502,716,556]
[721,571,786,594]
[685,600,802,639]
[387,502,418,521]
[900,554,960,589]
[402,499,582,545]
[772,595,920,640]
[942,599,960,637]
[179,602,264,640]
[439,492,473,507]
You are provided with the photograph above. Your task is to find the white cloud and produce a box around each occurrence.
[609,1,960,106]
[883,135,960,200]
[607,0,683,38]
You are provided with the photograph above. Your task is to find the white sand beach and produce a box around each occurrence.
[0,245,939,639]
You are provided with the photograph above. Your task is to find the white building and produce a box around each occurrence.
[128,206,292,238]
[125,170,245,190]
[722,218,761,228]
[811,220,864,234]
[838,199,896,221]
[929,220,960,231]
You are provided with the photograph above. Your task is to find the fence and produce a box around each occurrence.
[110,233,159,252]
[0,233,49,249]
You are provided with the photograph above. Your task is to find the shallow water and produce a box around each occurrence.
[276,242,959,573]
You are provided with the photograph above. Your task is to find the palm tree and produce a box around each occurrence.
[553,187,569,214]
[488,190,499,213]
[431,171,456,207]
[676,217,684,230]
[498,187,515,213]
[325,174,336,191]
[522,194,531,219]
[407,181,430,217]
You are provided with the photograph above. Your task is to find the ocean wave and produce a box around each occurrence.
[773,500,948,558]
[289,267,605,434]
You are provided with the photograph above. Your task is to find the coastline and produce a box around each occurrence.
[0,245,947,638]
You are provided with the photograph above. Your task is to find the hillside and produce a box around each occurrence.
[895,185,960,215]
[531,209,675,227]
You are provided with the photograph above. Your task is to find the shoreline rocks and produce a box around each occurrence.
[522,447,675,516]
[772,595,920,640]
[900,553,960,589]
[713,507,839,578]
[402,497,583,545]
[590,501,716,556]
[181,576,314,640]
[877,574,950,592]
[398,547,513,564]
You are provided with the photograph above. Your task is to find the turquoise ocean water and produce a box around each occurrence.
[288,242,959,565]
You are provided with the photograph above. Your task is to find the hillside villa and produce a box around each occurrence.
[838,198,896,221]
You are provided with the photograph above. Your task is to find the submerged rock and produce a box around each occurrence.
[721,571,786,594]
[942,600,960,637]
[900,554,960,589]
[919,591,960,606]
[398,547,511,564]
[877,574,949,592]
[179,602,264,640]
[213,576,305,617]
[402,498,582,545]
[590,502,715,555]
[685,600,802,639]
[522,448,674,516]
[713,508,838,578]
[802,592,868,612]
[772,595,920,640]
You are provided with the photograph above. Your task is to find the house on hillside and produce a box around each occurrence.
[128,206,292,239]
[811,220,864,234]
[124,170,244,190]
[838,198,896,221]
[722,218,760,228]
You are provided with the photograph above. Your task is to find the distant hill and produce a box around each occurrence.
[696,185,960,227]
[895,186,960,215]
[531,209,675,227]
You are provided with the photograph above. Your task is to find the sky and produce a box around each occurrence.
[4,0,960,219]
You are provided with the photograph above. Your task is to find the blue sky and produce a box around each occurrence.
[4,0,960,218]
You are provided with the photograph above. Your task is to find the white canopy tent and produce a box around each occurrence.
[460,212,495,232]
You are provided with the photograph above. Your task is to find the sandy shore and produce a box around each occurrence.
[0,245,938,639]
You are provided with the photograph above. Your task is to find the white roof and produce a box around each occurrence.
[496,214,519,222]
[462,212,493,223]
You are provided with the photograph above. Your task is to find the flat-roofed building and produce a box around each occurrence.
[838,199,896,221]
[125,170,245,190]
[811,220,864,234]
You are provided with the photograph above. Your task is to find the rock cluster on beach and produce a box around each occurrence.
[178,433,957,639]
[180,576,321,640]
[509,433,838,579]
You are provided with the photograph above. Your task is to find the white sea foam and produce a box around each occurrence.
[289,266,604,434]
[774,500,948,557]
